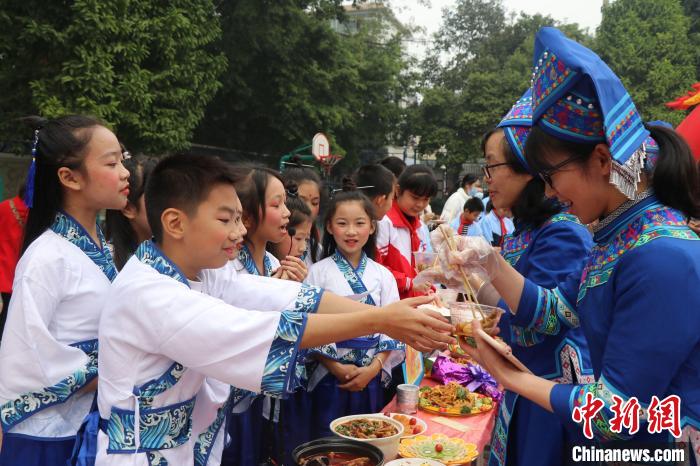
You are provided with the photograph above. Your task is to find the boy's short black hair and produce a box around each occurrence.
[463,197,484,213]
[145,154,237,243]
[379,156,407,178]
[397,164,438,198]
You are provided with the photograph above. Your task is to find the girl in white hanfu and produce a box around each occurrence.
[303,184,405,443]
[0,116,130,465]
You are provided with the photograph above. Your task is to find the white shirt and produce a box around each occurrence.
[440,188,470,223]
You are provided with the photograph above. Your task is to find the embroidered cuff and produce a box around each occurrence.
[292,284,323,314]
[260,311,308,397]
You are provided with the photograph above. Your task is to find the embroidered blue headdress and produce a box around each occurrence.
[530,27,652,199]
[497,89,534,174]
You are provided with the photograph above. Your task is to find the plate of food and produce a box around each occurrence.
[331,414,404,460]
[383,413,427,439]
[399,434,478,465]
[385,459,444,466]
[418,382,494,416]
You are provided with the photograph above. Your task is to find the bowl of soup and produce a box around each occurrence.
[331,414,404,460]
[293,437,384,466]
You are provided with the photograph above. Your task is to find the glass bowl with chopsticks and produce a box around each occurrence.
[448,302,504,348]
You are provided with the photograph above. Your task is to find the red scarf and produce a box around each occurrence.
[387,202,422,266]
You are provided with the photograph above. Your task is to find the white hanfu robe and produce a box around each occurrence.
[0,213,116,442]
[304,253,404,390]
[96,241,322,466]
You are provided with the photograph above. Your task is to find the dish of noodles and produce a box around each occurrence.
[418,382,494,416]
[334,418,399,439]
[298,452,375,466]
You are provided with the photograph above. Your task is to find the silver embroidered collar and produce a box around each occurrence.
[592,189,654,234]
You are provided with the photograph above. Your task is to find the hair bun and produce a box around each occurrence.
[340,176,357,192]
[285,180,299,197]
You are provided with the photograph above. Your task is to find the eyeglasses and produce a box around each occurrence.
[482,162,511,179]
[538,155,584,188]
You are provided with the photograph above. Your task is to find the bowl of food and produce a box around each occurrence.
[448,302,503,347]
[384,413,427,439]
[293,437,384,465]
[331,414,405,460]
[413,251,438,273]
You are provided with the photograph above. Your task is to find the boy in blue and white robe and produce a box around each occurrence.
[96,241,322,466]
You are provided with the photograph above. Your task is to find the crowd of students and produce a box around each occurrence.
[0,25,699,466]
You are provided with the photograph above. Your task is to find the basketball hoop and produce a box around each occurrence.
[312,133,330,162]
[312,132,343,176]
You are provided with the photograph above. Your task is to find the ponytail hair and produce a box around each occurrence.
[322,177,377,260]
[21,115,103,253]
[647,124,700,219]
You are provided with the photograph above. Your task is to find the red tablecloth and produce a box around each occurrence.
[382,378,497,462]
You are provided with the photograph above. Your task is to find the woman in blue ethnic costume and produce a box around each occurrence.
[479,89,595,466]
[458,28,700,465]
[0,116,130,465]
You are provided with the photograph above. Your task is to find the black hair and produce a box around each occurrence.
[281,155,322,191]
[322,178,377,260]
[105,155,158,269]
[145,154,237,243]
[21,115,103,253]
[483,128,561,229]
[353,163,395,199]
[281,157,322,263]
[463,197,484,212]
[397,164,438,198]
[230,165,284,237]
[525,124,700,219]
[379,156,406,178]
[461,173,478,188]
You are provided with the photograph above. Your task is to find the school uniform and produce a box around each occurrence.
[376,203,425,299]
[0,212,117,465]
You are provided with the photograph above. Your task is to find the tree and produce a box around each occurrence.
[595,0,696,125]
[194,0,412,174]
[0,0,226,153]
[415,0,590,183]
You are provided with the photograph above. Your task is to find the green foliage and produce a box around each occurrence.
[195,0,410,171]
[0,0,226,153]
[595,0,696,126]
[414,0,589,177]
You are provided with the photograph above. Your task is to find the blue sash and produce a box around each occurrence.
[332,252,378,349]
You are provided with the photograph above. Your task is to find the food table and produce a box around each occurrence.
[382,378,498,465]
